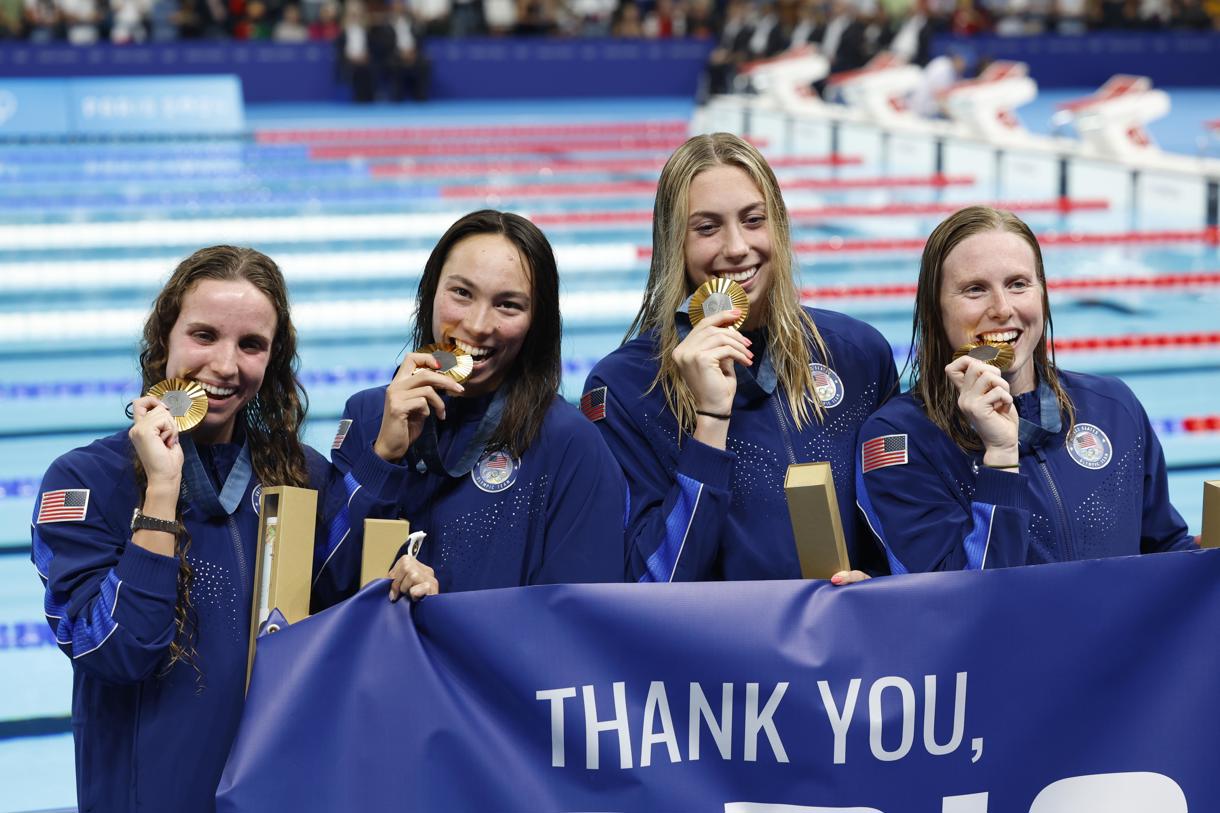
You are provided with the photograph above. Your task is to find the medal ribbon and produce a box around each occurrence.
[412,388,509,478]
[180,435,254,518]
[1017,380,1063,452]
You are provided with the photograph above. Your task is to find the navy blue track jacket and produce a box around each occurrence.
[332,387,627,591]
[584,307,898,582]
[32,430,360,813]
[857,370,1196,573]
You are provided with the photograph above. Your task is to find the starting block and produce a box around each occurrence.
[1055,74,1170,159]
[737,45,830,113]
[824,51,923,126]
[941,60,1038,144]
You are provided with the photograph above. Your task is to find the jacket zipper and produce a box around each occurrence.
[1035,449,1076,561]
[228,515,249,595]
[770,394,797,466]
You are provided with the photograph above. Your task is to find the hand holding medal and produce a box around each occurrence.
[373,344,468,462]
[674,278,756,449]
[946,341,1019,462]
[128,377,208,485]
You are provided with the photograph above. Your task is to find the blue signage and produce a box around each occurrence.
[0,78,71,137]
[0,75,244,137]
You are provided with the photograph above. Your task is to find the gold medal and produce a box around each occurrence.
[689,278,749,329]
[146,378,208,432]
[952,341,1015,372]
[419,342,474,383]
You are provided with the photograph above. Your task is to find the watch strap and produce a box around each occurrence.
[131,508,184,536]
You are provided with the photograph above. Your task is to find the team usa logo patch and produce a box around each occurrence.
[332,419,353,450]
[1067,423,1113,470]
[251,483,263,513]
[810,364,844,408]
[472,450,520,493]
[862,434,908,473]
[580,387,607,422]
[37,488,90,523]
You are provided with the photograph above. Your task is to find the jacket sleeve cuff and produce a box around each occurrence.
[350,446,410,499]
[116,541,180,599]
[676,438,736,492]
[974,467,1029,511]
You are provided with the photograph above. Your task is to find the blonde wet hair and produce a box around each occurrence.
[625,132,830,432]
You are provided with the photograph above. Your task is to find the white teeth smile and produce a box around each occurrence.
[453,339,493,358]
[717,266,758,283]
[201,383,236,397]
[980,330,1019,343]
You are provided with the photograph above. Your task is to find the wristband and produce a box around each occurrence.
[696,410,732,421]
[982,462,1020,470]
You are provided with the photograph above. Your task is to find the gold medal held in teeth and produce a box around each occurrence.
[952,341,1015,372]
[689,278,749,329]
[146,378,209,432]
[419,342,474,383]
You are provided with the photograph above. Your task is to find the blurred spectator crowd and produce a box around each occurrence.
[3,0,1216,44]
[1,0,1216,104]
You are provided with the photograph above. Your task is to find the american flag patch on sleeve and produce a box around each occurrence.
[331,419,353,450]
[37,489,90,523]
[580,387,607,422]
[862,434,908,473]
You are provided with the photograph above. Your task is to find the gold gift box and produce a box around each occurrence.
[1202,480,1220,548]
[784,462,850,579]
[362,518,412,587]
[247,486,317,690]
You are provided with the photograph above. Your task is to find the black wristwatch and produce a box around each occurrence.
[131,508,184,536]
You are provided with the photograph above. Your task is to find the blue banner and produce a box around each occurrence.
[220,549,1220,812]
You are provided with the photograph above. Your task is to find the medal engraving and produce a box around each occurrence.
[161,390,193,417]
[418,343,474,383]
[952,341,1015,372]
[689,278,749,329]
[146,378,208,432]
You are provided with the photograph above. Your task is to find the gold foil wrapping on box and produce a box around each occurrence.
[784,462,850,579]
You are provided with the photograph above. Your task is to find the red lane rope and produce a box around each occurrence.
[370,154,860,178]
[784,227,1219,254]
[312,137,706,159]
[531,198,1107,226]
[636,227,1219,257]
[1051,332,1220,351]
[258,120,691,144]
[1182,415,1220,432]
[799,272,1220,300]
[446,174,974,199]
[787,198,1109,218]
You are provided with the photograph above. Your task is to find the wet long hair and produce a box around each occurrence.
[911,206,1074,451]
[624,132,830,433]
[136,245,311,677]
[412,210,561,457]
